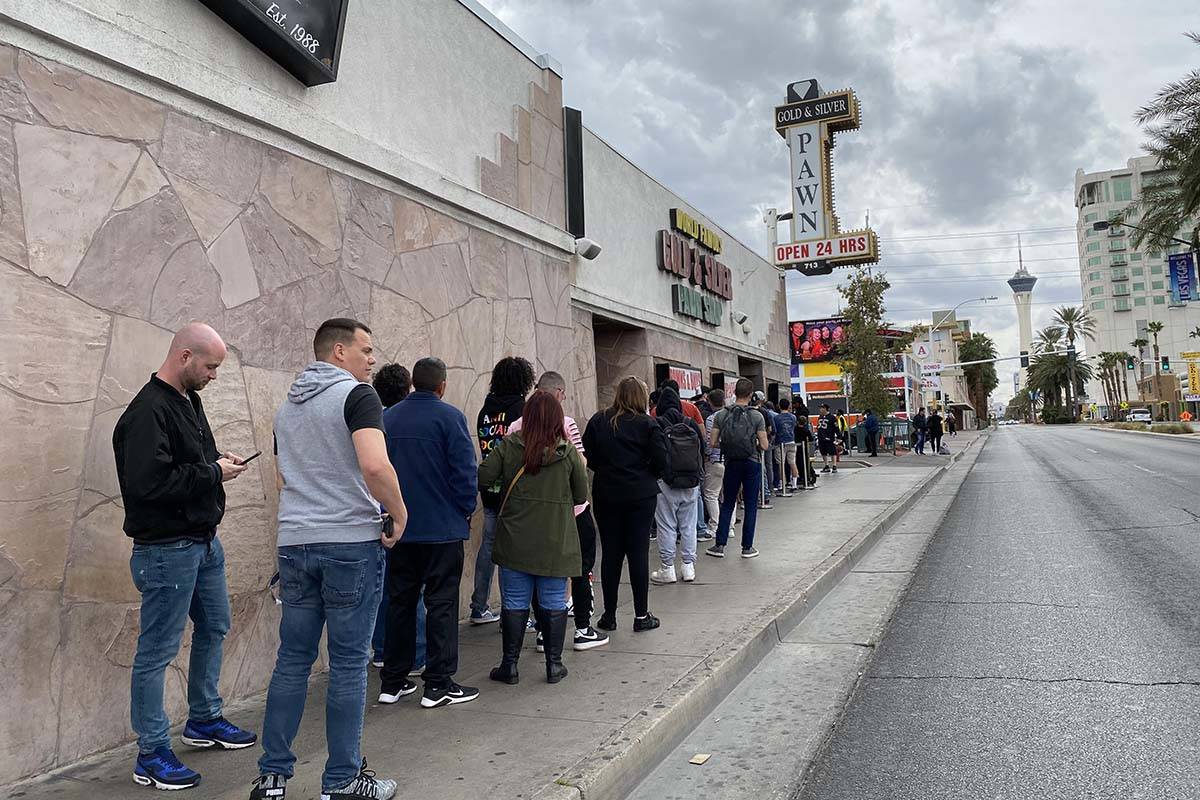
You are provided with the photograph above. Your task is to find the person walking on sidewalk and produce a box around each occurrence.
[583,377,669,632]
[480,391,589,685]
[706,378,770,559]
[651,387,706,584]
[863,409,880,457]
[928,408,945,456]
[912,407,928,455]
[701,389,727,539]
[253,318,408,800]
[471,357,535,626]
[379,358,480,710]
[114,323,255,792]
[508,371,608,652]
[816,403,839,473]
[774,397,799,493]
[946,413,957,437]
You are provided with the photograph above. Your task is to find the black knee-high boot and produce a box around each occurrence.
[542,608,569,684]
[490,609,528,685]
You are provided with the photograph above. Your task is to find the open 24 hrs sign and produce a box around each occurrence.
[775,232,878,267]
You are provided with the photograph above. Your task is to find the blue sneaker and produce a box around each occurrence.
[133,747,201,790]
[182,716,258,750]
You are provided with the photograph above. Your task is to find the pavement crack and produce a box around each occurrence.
[873,674,1200,688]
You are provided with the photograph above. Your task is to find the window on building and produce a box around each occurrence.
[1091,300,1105,310]
[1088,271,1102,281]
[1114,297,1131,311]
[1109,239,1127,252]
[1132,282,1145,292]
[1111,268,1128,281]
[1086,228,1096,238]
[1153,296,1166,305]
[1089,286,1104,296]
[1134,297,1147,306]
[1086,241,1100,253]
[1112,177,1133,202]
[1132,267,1144,277]
[1151,265,1163,275]
[1088,256,1102,267]
[1084,212,1099,223]
[1152,280,1164,290]
[1130,253,1142,261]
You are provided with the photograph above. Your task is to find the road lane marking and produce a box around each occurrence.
[1132,464,1157,474]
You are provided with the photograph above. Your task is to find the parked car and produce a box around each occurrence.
[1127,408,1152,423]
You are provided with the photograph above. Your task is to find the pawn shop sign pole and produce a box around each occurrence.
[767,79,879,276]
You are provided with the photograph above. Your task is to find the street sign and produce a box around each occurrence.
[921,362,943,374]
[913,342,933,363]
[1180,351,1200,361]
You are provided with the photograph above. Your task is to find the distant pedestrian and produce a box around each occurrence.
[928,409,945,455]
[701,389,727,538]
[583,377,669,632]
[693,386,715,419]
[751,391,776,508]
[912,407,928,455]
[114,323,254,792]
[706,378,770,559]
[372,362,411,409]
[835,409,849,456]
[254,318,407,800]
[378,358,479,710]
[947,413,957,436]
[816,403,839,473]
[651,387,706,584]
[471,357,535,626]
[864,409,880,457]
[479,391,589,685]
[774,398,799,492]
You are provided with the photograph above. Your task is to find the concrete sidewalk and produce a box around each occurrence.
[19,432,984,800]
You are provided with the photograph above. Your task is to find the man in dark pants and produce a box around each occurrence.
[705,378,770,559]
[379,358,480,709]
[113,322,255,792]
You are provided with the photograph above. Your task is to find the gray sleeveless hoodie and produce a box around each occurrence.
[275,361,381,547]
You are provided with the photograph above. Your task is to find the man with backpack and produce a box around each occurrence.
[706,379,770,559]
[651,387,706,583]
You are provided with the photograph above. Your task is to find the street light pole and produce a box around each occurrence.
[927,296,998,416]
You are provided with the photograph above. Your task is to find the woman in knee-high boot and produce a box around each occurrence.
[478,391,589,684]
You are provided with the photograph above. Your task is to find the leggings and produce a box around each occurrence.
[930,434,943,454]
[593,494,657,618]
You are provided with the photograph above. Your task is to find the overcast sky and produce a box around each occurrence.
[488,0,1195,404]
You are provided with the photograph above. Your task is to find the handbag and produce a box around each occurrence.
[498,465,526,515]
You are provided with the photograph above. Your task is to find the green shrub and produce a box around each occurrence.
[1111,421,1194,434]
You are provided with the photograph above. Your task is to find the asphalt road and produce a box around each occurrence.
[797,425,1200,800]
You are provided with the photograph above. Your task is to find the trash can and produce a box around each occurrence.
[854,423,867,453]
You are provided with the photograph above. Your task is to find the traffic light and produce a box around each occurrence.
[1126,356,1136,371]
[1162,356,1171,372]
[1020,350,1029,369]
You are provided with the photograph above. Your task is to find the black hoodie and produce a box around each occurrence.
[477,392,526,510]
[655,388,706,484]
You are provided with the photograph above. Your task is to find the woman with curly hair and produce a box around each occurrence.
[471,356,536,624]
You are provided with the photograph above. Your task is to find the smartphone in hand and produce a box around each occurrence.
[240,451,263,465]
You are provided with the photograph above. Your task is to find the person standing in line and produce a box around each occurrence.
[507,371,609,651]
[253,318,408,800]
[774,397,799,494]
[480,391,589,685]
[379,358,479,709]
[700,389,727,540]
[863,409,880,457]
[471,357,536,625]
[369,364,425,672]
[690,386,715,542]
[928,408,945,455]
[816,403,839,474]
[650,387,706,584]
[693,387,714,420]
[751,392,776,508]
[794,400,819,488]
[946,413,957,437]
[583,377,669,632]
[835,409,850,460]
[912,407,928,455]
[113,323,254,792]
[705,378,770,559]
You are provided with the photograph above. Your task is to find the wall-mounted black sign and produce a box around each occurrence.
[198,0,348,86]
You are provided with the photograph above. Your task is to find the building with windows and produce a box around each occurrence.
[1075,157,1200,413]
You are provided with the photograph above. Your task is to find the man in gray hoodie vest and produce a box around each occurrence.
[251,319,408,800]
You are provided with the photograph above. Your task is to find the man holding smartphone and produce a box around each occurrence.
[113,322,256,791]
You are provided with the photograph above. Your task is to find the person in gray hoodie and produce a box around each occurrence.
[251,319,407,800]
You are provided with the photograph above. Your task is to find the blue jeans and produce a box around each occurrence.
[715,459,762,550]
[915,429,927,454]
[130,537,231,753]
[259,541,384,792]
[470,508,499,616]
[371,555,426,667]
[499,567,568,611]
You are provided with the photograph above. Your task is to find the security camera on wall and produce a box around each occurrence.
[574,237,602,260]
[741,322,751,334]
[731,310,749,325]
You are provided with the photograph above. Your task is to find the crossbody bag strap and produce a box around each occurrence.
[499,465,526,515]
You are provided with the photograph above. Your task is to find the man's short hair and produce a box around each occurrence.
[536,371,566,393]
[779,397,790,411]
[707,388,725,407]
[734,378,754,399]
[373,363,411,407]
[412,357,448,393]
[660,378,680,393]
[820,403,830,411]
[314,318,371,360]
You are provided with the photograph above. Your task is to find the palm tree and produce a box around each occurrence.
[1053,306,1097,421]
[1189,325,1200,340]
[1123,32,1200,252]
[1131,337,1150,391]
[1098,352,1123,414]
[1147,321,1165,383]
[1117,351,1132,403]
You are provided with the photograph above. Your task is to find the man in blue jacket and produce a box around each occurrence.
[378,357,480,709]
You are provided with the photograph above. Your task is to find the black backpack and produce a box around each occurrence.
[664,421,703,489]
[719,405,758,461]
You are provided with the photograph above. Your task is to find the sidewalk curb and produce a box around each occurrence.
[1088,425,1200,442]
[534,433,989,800]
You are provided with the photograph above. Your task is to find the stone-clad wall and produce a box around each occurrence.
[0,42,577,784]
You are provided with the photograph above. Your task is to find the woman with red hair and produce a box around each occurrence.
[478,391,589,685]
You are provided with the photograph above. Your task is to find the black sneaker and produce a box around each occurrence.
[573,627,610,651]
[378,679,417,704]
[633,613,661,632]
[697,531,715,542]
[705,544,725,558]
[320,760,396,800]
[250,773,287,799]
[741,547,760,559]
[420,682,479,709]
[596,614,617,631]
[820,466,830,473]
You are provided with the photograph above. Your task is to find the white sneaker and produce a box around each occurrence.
[650,565,677,584]
[681,562,695,582]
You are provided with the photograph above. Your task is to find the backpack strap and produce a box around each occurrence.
[499,465,526,515]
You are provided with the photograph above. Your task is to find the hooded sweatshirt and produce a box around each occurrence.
[275,361,385,547]
[655,387,706,487]
[476,392,526,510]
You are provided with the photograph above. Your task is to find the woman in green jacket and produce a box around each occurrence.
[478,391,589,684]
